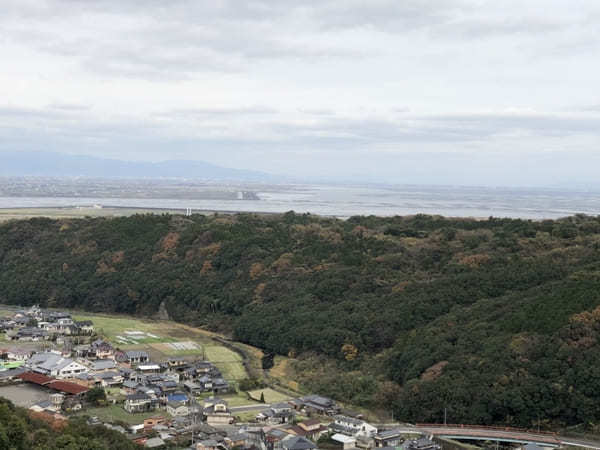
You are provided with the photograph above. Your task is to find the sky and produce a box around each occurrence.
[1,0,600,186]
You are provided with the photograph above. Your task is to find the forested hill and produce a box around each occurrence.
[2,212,600,428]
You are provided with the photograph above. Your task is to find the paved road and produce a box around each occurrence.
[404,425,600,449]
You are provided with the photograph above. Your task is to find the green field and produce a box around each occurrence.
[75,404,169,425]
[73,312,248,382]
[247,388,291,404]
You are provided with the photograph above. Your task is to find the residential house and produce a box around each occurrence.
[203,398,233,426]
[281,436,318,450]
[405,437,441,450]
[184,381,203,396]
[90,359,117,372]
[331,434,357,450]
[224,433,249,449]
[124,392,153,413]
[196,439,220,450]
[95,371,123,387]
[374,429,405,448]
[331,415,377,439]
[6,348,32,361]
[138,363,162,374]
[124,350,150,365]
[257,402,296,425]
[295,395,339,416]
[145,437,166,448]
[12,327,49,341]
[90,339,114,359]
[167,401,190,417]
[74,320,94,334]
[144,416,168,432]
[290,419,329,441]
[166,392,188,405]
[27,352,88,378]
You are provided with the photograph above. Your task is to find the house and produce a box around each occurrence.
[257,402,296,424]
[296,395,339,415]
[166,392,189,405]
[121,380,140,394]
[90,339,114,359]
[13,327,49,341]
[144,416,168,432]
[125,392,153,413]
[290,419,329,441]
[95,371,123,387]
[6,348,32,361]
[167,357,187,368]
[167,401,190,417]
[27,353,88,378]
[145,437,166,448]
[203,398,233,426]
[0,367,26,382]
[125,350,149,365]
[265,428,294,450]
[138,363,161,374]
[331,415,377,438]
[405,437,441,450]
[90,359,117,372]
[184,381,203,395]
[224,433,249,449]
[281,435,318,450]
[159,380,179,394]
[196,439,220,450]
[374,429,405,448]
[331,433,357,450]
[74,320,94,334]
[211,377,230,393]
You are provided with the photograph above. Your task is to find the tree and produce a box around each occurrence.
[86,387,106,406]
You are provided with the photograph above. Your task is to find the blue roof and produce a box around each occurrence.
[167,393,188,402]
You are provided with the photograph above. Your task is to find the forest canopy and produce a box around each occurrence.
[2,212,600,428]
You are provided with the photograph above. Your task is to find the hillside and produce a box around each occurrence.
[2,212,600,429]
[0,397,136,449]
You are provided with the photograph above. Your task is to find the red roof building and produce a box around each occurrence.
[18,372,89,395]
[47,380,89,395]
[18,371,54,385]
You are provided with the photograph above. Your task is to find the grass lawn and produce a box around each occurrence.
[75,404,169,425]
[233,411,258,422]
[204,345,246,381]
[217,392,261,407]
[247,388,291,404]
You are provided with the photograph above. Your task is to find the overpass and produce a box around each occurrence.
[404,424,600,449]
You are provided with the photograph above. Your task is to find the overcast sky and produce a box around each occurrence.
[1,0,600,186]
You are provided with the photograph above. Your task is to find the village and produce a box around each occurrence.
[0,305,443,450]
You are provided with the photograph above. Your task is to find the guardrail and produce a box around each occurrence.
[416,423,558,436]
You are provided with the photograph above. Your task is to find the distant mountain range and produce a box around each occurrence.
[0,151,278,181]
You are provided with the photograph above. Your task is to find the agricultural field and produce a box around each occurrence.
[72,312,249,383]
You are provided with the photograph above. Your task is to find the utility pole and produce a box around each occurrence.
[444,407,447,426]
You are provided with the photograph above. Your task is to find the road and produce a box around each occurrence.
[405,424,600,449]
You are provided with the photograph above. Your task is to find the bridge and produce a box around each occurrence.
[401,424,600,449]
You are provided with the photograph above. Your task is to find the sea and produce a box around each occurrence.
[1,184,599,220]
